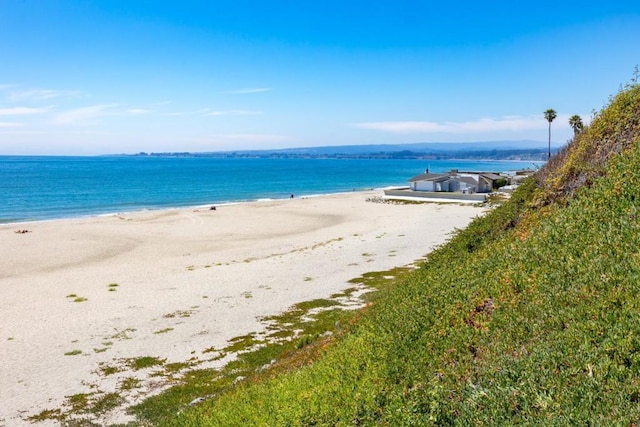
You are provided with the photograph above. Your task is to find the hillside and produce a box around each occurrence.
[134,140,551,161]
[133,80,640,425]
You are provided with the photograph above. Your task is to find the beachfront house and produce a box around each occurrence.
[408,170,506,194]
[408,172,451,192]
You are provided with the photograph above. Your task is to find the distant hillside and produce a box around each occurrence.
[135,140,552,161]
[132,81,640,425]
[244,140,549,155]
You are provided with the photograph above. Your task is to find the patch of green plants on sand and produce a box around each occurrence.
[163,361,195,374]
[126,356,166,370]
[27,408,63,423]
[28,391,126,424]
[89,392,124,416]
[129,275,397,425]
[347,266,416,297]
[119,377,141,391]
[64,349,82,356]
[125,82,640,425]
[108,328,136,341]
[388,199,430,205]
[66,393,91,412]
[222,333,260,353]
[66,294,88,303]
[98,363,121,376]
[329,286,359,299]
[163,309,194,319]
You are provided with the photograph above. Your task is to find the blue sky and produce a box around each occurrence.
[1,1,639,155]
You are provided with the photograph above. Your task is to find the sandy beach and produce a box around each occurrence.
[0,190,484,425]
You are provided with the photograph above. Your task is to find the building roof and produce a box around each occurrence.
[457,176,479,186]
[409,171,506,184]
[480,173,503,181]
[408,172,449,183]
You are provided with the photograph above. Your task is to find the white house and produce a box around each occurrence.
[408,170,506,193]
[408,173,451,192]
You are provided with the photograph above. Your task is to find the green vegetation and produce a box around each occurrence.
[66,294,88,303]
[27,408,63,423]
[121,80,640,425]
[66,393,91,412]
[569,114,584,135]
[126,356,166,370]
[108,328,136,341]
[98,363,121,376]
[493,177,508,188]
[128,284,399,425]
[90,392,125,415]
[30,391,126,424]
[64,349,82,356]
[119,377,141,391]
[163,309,194,319]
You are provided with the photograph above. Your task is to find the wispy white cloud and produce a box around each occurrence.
[223,88,272,94]
[7,88,84,101]
[163,108,210,117]
[125,108,153,115]
[0,122,24,128]
[50,104,161,124]
[49,104,117,125]
[353,115,553,134]
[205,110,263,116]
[0,106,50,116]
[162,108,264,117]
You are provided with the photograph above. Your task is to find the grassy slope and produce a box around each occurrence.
[154,82,640,426]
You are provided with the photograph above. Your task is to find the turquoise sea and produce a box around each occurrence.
[0,156,542,224]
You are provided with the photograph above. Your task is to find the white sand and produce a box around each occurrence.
[0,191,484,425]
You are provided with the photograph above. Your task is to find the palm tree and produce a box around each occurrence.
[544,108,557,159]
[569,114,584,136]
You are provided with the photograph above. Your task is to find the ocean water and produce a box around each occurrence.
[0,156,541,223]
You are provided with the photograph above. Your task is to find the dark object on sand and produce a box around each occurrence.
[210,206,217,211]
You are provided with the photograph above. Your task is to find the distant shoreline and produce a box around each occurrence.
[126,150,550,161]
